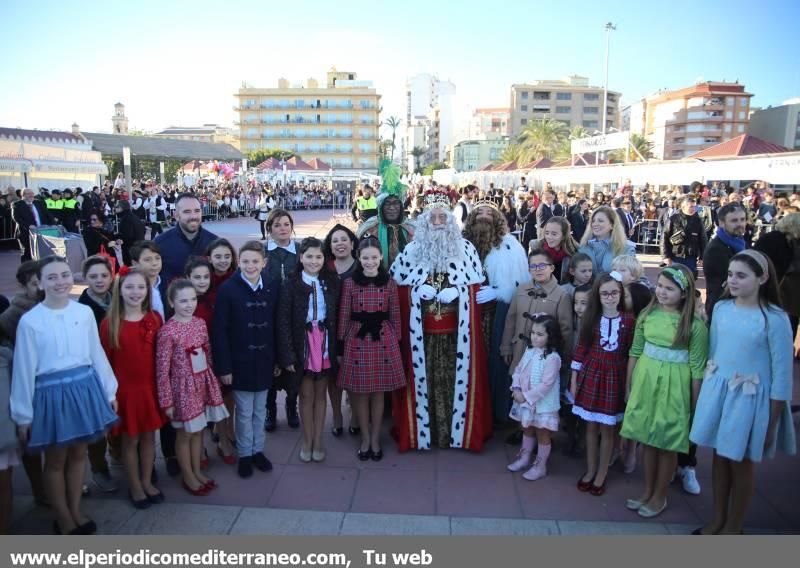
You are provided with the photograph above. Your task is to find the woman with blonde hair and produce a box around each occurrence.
[528,216,579,282]
[577,205,636,274]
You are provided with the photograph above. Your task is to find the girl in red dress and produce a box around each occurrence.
[569,271,634,496]
[156,280,229,496]
[204,238,238,460]
[100,267,166,509]
[337,237,405,461]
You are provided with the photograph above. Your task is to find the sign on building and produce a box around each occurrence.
[571,131,630,155]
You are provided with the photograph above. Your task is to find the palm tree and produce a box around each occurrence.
[497,144,523,164]
[383,116,402,162]
[410,146,426,174]
[609,133,654,162]
[516,118,569,163]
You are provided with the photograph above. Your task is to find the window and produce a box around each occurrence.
[340,143,353,152]
[310,143,321,152]
[521,118,528,125]
[359,128,370,138]
[359,143,371,153]
[738,124,745,133]
[533,104,549,112]
[686,137,705,145]
[724,124,732,132]
[584,93,600,101]
[556,106,571,114]
[533,91,550,100]
[583,107,599,114]
[520,91,529,99]
[674,137,685,143]
[521,105,528,111]
[247,143,257,150]
[738,111,746,120]
[556,92,572,100]
[295,99,305,108]
[295,128,305,138]
[360,158,371,167]
[671,150,684,158]
[489,148,501,160]
[725,111,733,119]
[740,97,748,106]
[582,120,598,128]
[310,128,321,137]
[726,97,734,105]
[340,128,353,137]
[296,143,306,152]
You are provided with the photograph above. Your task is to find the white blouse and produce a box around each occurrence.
[301,271,326,323]
[10,301,118,425]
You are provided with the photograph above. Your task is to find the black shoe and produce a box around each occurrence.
[78,519,97,535]
[286,405,300,428]
[265,407,277,432]
[349,425,361,436]
[357,448,372,461]
[129,491,151,510]
[370,448,383,462]
[238,456,254,478]
[505,429,523,445]
[146,490,165,504]
[331,426,343,437]
[165,457,180,477]
[252,452,273,472]
[53,521,82,535]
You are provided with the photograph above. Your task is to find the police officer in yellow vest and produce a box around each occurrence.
[60,188,80,233]
[45,189,64,225]
[355,185,378,223]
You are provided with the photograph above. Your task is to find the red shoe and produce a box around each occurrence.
[577,474,594,492]
[182,481,209,497]
[216,446,236,465]
[589,479,607,496]
[203,479,218,491]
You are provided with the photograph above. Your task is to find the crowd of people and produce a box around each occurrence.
[0,164,798,536]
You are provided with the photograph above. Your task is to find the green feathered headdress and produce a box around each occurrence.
[377,159,406,205]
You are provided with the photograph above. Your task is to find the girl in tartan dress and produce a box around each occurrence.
[569,271,634,496]
[337,237,405,461]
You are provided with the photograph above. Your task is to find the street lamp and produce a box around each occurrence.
[601,22,616,136]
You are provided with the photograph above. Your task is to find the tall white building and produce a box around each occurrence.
[747,99,800,150]
[404,73,456,171]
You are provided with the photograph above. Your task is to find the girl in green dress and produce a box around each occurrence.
[621,265,708,518]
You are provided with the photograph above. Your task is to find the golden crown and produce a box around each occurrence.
[472,198,499,210]
[423,190,452,210]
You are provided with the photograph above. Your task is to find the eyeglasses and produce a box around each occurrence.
[529,263,553,271]
[600,290,621,298]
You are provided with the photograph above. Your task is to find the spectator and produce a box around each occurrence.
[660,196,707,278]
[536,189,557,230]
[11,188,51,262]
[703,203,748,321]
[568,199,590,241]
[113,200,146,266]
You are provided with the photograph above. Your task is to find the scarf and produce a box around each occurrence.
[715,227,745,253]
[542,242,567,264]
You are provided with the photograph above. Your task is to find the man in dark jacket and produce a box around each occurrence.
[536,188,557,230]
[660,196,707,278]
[11,188,52,261]
[703,203,747,320]
[154,193,218,285]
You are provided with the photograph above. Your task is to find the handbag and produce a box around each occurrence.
[669,229,685,246]
[98,244,117,273]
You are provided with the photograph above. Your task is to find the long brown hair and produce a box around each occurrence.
[105,268,152,350]
[637,264,698,347]
[719,250,783,326]
[579,272,626,346]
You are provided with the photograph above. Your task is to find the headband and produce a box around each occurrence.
[735,249,769,274]
[609,271,623,283]
[663,267,689,291]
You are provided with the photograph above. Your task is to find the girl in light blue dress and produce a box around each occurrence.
[690,249,796,535]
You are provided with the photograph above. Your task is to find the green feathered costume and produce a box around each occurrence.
[356,160,414,268]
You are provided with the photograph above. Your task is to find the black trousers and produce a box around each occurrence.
[677,443,697,468]
[266,371,299,411]
[160,423,176,460]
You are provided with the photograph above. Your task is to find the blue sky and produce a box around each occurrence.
[1,0,798,136]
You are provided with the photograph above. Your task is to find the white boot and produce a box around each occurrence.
[507,448,533,472]
[522,458,547,481]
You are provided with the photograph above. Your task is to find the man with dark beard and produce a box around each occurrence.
[390,190,492,452]
[462,199,530,423]
[357,161,414,268]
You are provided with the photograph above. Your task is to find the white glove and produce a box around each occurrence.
[436,287,459,304]
[417,284,437,300]
[476,286,498,304]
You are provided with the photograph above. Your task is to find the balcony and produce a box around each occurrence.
[533,91,551,100]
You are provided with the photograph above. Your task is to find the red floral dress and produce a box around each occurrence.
[100,311,166,436]
[155,316,227,432]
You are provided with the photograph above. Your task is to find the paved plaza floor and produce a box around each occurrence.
[3,210,799,534]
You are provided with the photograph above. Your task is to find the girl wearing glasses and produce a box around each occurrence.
[570,271,634,497]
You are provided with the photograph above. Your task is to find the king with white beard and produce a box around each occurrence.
[389,190,492,452]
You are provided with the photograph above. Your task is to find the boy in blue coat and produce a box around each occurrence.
[212,240,279,479]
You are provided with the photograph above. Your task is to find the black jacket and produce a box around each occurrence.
[569,210,589,241]
[10,200,51,239]
[702,235,739,320]
[276,272,340,380]
[116,211,146,265]
[536,202,555,229]
[211,270,279,392]
[661,212,707,260]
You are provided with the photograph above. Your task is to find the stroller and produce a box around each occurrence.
[29,225,88,281]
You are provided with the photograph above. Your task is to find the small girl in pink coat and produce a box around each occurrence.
[156,279,228,496]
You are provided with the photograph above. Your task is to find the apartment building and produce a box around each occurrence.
[509,75,620,138]
[470,108,510,138]
[233,68,381,172]
[453,134,510,172]
[640,81,753,160]
[154,124,234,145]
[404,73,456,171]
[747,99,800,150]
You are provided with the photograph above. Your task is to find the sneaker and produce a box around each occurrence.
[679,466,701,495]
[92,470,119,493]
[252,452,273,472]
[238,456,254,479]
